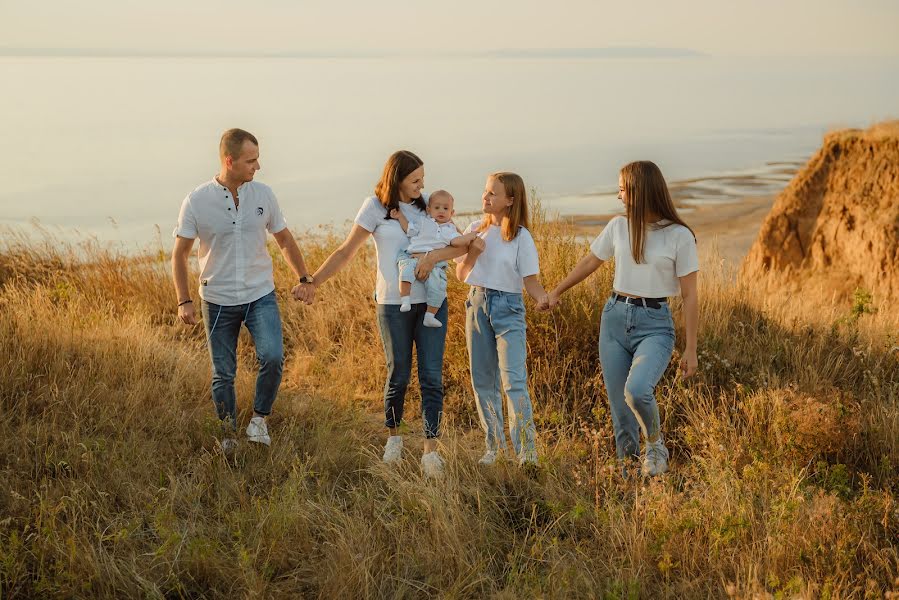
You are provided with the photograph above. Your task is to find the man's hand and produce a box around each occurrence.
[292,283,316,305]
[178,302,198,325]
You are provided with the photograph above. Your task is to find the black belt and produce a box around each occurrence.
[613,294,667,309]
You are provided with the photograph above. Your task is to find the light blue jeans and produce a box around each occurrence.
[599,296,675,460]
[465,287,537,460]
[397,250,448,309]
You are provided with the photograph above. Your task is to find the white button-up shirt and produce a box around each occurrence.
[173,178,288,306]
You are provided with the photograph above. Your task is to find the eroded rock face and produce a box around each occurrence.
[742,122,899,299]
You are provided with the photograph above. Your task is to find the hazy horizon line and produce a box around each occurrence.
[0,45,708,60]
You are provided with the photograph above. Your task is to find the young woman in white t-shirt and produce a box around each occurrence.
[456,172,549,466]
[300,151,468,478]
[545,161,699,477]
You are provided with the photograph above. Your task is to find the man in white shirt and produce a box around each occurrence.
[172,128,313,452]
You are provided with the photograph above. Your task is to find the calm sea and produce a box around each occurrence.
[1,55,897,247]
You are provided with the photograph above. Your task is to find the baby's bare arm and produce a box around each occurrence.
[389,208,410,233]
[449,231,479,248]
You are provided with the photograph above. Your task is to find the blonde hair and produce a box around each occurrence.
[620,161,695,263]
[478,172,529,241]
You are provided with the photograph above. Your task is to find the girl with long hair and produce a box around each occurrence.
[456,172,549,466]
[545,161,699,476]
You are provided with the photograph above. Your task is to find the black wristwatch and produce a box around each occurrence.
[299,274,315,284]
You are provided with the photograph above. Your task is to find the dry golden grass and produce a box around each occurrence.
[1,209,897,598]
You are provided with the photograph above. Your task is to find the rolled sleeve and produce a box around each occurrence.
[172,196,198,239]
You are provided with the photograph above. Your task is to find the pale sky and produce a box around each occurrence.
[2,0,898,57]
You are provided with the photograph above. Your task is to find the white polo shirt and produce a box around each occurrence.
[173,178,288,306]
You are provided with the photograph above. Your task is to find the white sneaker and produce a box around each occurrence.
[220,437,239,454]
[246,416,271,446]
[641,439,669,477]
[423,313,443,328]
[399,297,412,312]
[382,435,403,463]
[421,451,445,479]
[478,450,498,466]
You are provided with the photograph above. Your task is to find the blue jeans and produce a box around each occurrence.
[465,287,536,459]
[376,299,448,438]
[201,290,284,428]
[599,296,675,460]
[397,250,449,308]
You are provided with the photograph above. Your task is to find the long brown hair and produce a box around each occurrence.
[620,161,695,263]
[478,172,529,241]
[374,150,426,218]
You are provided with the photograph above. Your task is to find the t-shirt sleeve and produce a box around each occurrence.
[441,226,461,244]
[589,218,617,260]
[405,216,419,238]
[267,189,288,234]
[353,197,384,233]
[675,228,699,277]
[516,229,540,278]
[172,195,197,239]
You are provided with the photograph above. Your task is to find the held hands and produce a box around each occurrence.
[292,282,316,305]
[536,289,561,312]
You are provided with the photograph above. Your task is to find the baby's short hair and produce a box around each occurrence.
[428,190,453,206]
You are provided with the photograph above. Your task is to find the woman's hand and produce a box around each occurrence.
[680,348,698,378]
[414,252,435,280]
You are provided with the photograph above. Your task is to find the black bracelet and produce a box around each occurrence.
[178,299,193,307]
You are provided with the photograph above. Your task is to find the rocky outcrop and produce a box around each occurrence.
[742,122,899,299]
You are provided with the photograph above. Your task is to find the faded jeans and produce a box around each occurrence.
[465,287,537,460]
[599,296,675,460]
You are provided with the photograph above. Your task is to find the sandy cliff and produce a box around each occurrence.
[742,121,899,299]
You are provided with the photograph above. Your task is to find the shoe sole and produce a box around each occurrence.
[247,437,271,446]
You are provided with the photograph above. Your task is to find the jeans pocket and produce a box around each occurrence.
[644,305,670,320]
[505,294,525,315]
[602,297,616,313]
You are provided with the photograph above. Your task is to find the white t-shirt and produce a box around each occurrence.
[457,220,540,294]
[173,178,288,306]
[406,217,460,253]
[354,195,429,305]
[590,216,698,297]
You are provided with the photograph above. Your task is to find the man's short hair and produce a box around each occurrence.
[220,128,258,159]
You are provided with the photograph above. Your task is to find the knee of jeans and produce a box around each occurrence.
[623,381,653,407]
[258,350,284,368]
[211,370,235,384]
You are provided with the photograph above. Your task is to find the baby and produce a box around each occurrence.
[392,190,479,327]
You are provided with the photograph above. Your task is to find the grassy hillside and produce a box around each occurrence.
[0,209,897,598]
